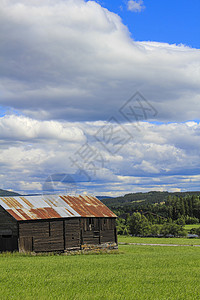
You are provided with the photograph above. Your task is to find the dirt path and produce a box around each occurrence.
[119,242,200,247]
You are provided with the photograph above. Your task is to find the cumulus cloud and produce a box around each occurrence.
[0,115,200,195]
[127,0,145,13]
[0,0,199,122]
[0,0,200,195]
[0,115,85,142]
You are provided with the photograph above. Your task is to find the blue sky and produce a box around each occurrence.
[0,0,200,196]
[100,0,200,48]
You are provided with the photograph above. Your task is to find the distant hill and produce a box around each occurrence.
[0,189,21,197]
[96,196,113,201]
[101,191,200,208]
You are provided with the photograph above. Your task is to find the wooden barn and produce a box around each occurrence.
[0,195,117,252]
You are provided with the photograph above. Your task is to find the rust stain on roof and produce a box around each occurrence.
[1,197,23,209]
[17,209,32,220]
[7,209,22,221]
[0,195,116,221]
[19,196,34,208]
[60,195,116,218]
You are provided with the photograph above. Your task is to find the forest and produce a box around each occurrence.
[101,192,200,237]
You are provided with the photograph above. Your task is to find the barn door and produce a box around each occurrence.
[0,236,18,252]
[33,220,64,252]
[65,219,80,250]
[19,237,33,252]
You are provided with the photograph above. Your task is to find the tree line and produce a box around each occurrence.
[114,194,200,237]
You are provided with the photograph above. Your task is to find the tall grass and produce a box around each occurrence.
[1,244,200,299]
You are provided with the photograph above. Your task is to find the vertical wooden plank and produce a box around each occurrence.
[99,218,101,244]
[63,220,65,249]
[65,218,80,249]
[114,226,117,244]
[19,237,33,252]
[49,222,51,237]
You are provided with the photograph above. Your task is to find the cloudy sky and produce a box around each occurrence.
[0,0,200,196]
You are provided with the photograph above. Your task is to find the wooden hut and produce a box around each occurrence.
[0,195,117,252]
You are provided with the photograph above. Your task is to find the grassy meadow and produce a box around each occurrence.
[118,235,200,245]
[184,224,200,233]
[1,243,200,299]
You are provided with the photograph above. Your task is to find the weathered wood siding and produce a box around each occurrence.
[18,217,117,252]
[0,205,17,236]
[19,220,64,252]
[65,218,80,249]
[100,218,116,243]
[80,218,116,245]
[81,218,100,245]
[0,236,18,252]
[0,206,18,252]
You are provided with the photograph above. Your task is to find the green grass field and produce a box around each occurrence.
[118,235,200,245]
[1,244,200,300]
[184,224,200,233]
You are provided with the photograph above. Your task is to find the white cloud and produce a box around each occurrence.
[0,115,85,142]
[19,181,42,191]
[0,1,200,195]
[127,0,145,13]
[0,0,199,122]
[0,116,200,195]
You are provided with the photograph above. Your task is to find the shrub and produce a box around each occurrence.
[185,216,199,224]
[160,223,187,237]
[189,227,200,236]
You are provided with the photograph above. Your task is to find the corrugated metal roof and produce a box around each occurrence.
[0,195,116,221]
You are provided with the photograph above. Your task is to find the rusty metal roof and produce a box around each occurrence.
[0,195,116,221]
